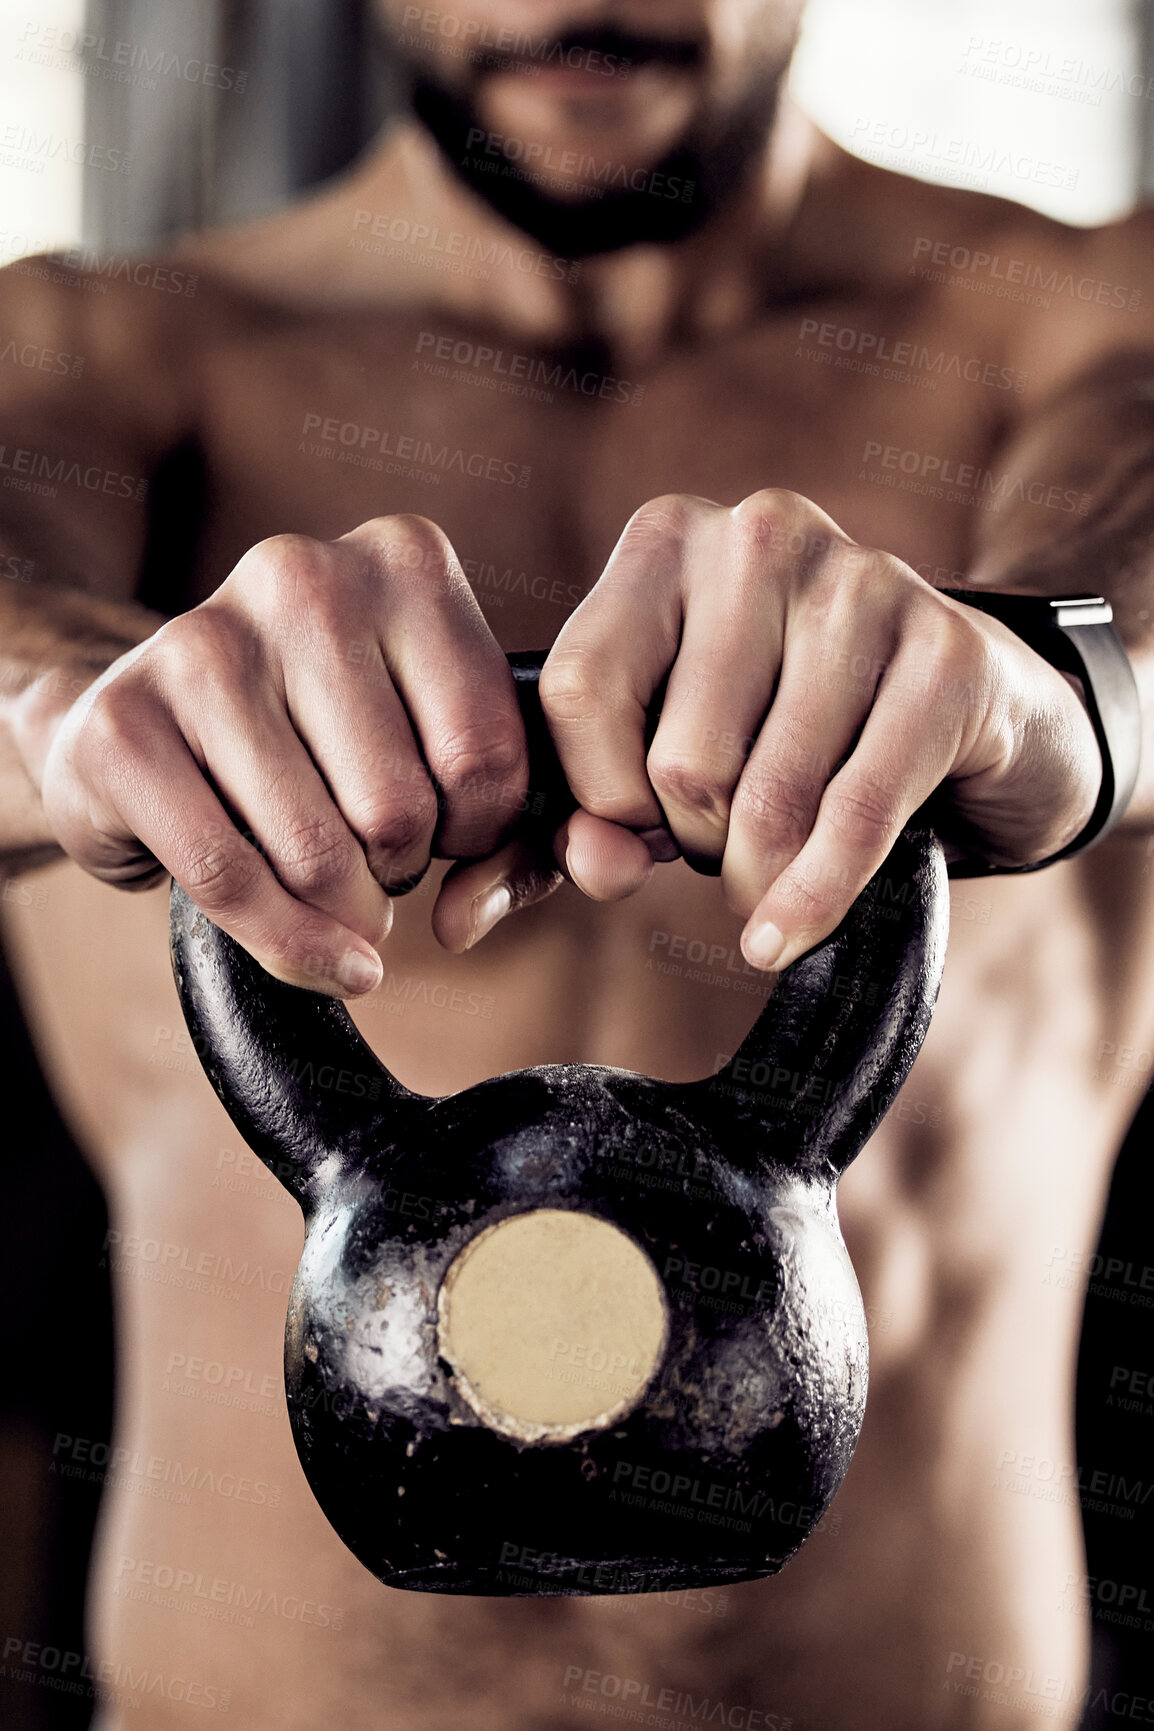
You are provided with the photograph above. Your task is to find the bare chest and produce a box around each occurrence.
[187,295,1008,631]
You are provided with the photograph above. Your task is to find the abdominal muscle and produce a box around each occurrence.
[3,842,1149,1729]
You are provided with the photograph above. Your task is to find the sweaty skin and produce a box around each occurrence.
[3,29,1154,1730]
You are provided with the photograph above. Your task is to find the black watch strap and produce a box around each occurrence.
[938,590,1142,877]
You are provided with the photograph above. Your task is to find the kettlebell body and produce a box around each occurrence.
[171,659,947,1595]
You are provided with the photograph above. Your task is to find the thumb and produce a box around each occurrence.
[552,807,659,901]
[431,834,565,953]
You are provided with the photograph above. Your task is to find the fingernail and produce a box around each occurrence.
[741,919,785,971]
[467,883,512,948]
[637,825,681,863]
[335,948,383,995]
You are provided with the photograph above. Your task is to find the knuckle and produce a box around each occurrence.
[181,838,262,912]
[729,490,856,590]
[775,861,844,929]
[624,492,700,545]
[273,911,345,984]
[775,879,840,934]
[77,680,145,764]
[235,534,371,649]
[430,724,527,801]
[730,487,831,558]
[539,647,603,725]
[734,769,817,849]
[647,752,731,828]
[354,789,438,858]
[340,513,459,587]
[374,513,457,575]
[731,487,797,542]
[239,532,337,600]
[161,605,232,659]
[822,779,897,851]
[276,815,360,895]
[154,606,250,688]
[232,536,358,641]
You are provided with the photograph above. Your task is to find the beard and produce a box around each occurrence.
[398,24,788,259]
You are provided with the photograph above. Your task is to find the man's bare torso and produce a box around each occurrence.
[4,119,1154,1729]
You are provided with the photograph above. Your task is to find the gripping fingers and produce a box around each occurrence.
[338,517,531,863]
[178,687,395,950]
[537,499,694,884]
[552,809,656,900]
[282,651,442,897]
[178,817,386,996]
[720,616,892,919]
[45,705,385,997]
[427,805,658,952]
[737,678,949,971]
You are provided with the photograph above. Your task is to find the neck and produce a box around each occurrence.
[336,99,821,368]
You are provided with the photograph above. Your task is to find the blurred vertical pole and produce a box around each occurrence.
[212,0,390,224]
[81,0,392,252]
[81,0,223,249]
[1138,0,1154,196]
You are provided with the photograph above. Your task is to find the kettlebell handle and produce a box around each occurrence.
[171,652,948,1203]
[503,649,673,854]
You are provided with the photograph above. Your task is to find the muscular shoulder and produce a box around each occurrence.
[810,143,1154,421]
[0,245,278,451]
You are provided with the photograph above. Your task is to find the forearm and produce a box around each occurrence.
[0,577,162,870]
[965,364,1154,829]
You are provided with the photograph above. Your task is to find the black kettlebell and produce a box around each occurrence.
[170,654,947,1596]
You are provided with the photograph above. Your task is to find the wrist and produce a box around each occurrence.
[6,660,108,790]
[939,589,1140,876]
[2,594,162,792]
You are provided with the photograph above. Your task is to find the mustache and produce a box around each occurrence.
[509,23,705,72]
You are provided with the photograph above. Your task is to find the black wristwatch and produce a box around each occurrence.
[938,589,1141,877]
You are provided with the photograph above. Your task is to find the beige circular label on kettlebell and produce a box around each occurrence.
[437,1208,668,1443]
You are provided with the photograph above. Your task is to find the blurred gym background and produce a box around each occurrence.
[1,0,1152,1724]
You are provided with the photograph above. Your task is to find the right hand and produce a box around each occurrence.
[20,516,561,996]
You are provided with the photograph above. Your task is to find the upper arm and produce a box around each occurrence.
[958,211,1154,606]
[999,208,1154,417]
[0,256,198,601]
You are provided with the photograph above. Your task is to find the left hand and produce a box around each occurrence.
[534,489,1102,971]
